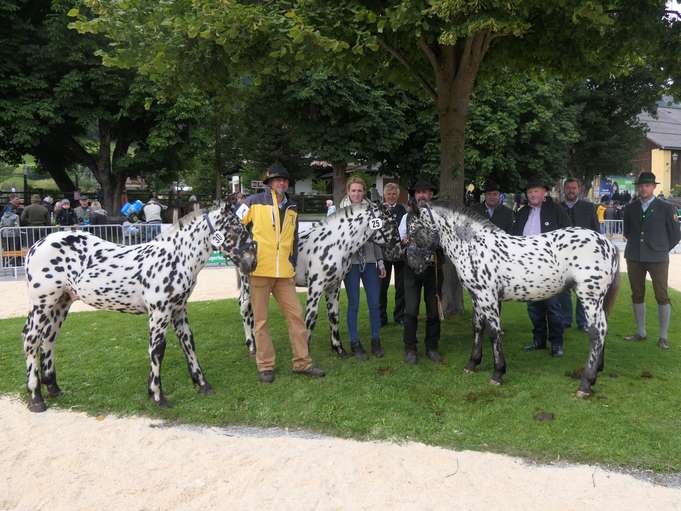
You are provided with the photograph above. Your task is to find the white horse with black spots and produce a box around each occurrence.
[408,204,619,397]
[239,203,401,357]
[22,197,257,412]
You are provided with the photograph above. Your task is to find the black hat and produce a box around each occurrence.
[634,172,659,185]
[525,176,550,191]
[483,179,500,192]
[409,178,436,193]
[263,163,290,184]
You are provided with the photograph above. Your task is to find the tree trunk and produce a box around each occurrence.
[433,49,479,316]
[214,110,223,202]
[86,120,126,215]
[46,164,76,193]
[332,162,347,205]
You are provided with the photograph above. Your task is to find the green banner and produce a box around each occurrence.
[207,251,234,267]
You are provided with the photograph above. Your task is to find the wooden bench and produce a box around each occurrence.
[2,249,28,259]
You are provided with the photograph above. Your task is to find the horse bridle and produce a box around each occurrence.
[204,211,254,259]
[367,204,394,245]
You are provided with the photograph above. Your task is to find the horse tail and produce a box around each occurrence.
[603,247,620,316]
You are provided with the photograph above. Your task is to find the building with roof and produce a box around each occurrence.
[633,97,681,194]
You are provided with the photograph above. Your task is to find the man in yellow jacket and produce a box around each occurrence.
[236,164,325,383]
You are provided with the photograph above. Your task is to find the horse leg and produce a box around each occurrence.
[304,285,322,346]
[172,307,212,395]
[239,274,255,356]
[40,293,73,398]
[486,307,506,386]
[576,299,607,398]
[464,303,484,373]
[23,302,53,412]
[147,309,171,407]
[326,286,349,358]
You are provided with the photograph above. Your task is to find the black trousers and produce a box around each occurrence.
[379,260,405,323]
[403,262,441,351]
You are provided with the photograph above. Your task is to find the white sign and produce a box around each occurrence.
[210,231,225,249]
[369,218,384,231]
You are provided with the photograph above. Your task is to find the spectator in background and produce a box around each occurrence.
[379,182,407,327]
[369,183,381,203]
[596,196,608,234]
[325,199,336,217]
[55,199,77,226]
[559,178,599,331]
[472,179,514,233]
[1,202,21,266]
[188,195,200,215]
[89,200,109,225]
[143,197,166,223]
[21,194,50,227]
[42,196,55,223]
[74,196,91,224]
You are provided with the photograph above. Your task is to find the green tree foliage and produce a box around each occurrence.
[0,0,210,211]
[466,71,579,191]
[565,70,662,190]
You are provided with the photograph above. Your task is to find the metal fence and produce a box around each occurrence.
[0,223,172,278]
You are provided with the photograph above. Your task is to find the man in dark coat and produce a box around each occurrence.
[559,178,600,330]
[622,172,681,350]
[379,182,407,326]
[512,177,571,357]
[472,179,514,233]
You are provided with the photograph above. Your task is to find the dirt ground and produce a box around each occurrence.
[2,255,681,510]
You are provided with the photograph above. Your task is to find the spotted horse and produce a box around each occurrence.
[22,196,257,412]
[239,202,401,357]
[407,204,620,398]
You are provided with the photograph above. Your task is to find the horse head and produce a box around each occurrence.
[366,202,402,256]
[405,201,440,275]
[214,194,257,274]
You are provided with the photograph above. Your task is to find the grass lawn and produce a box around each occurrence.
[1,278,680,472]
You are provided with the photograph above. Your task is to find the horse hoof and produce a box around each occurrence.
[151,395,172,408]
[248,351,256,358]
[28,399,47,413]
[463,367,475,374]
[198,383,214,395]
[47,384,62,398]
[336,349,350,359]
[576,390,591,399]
[489,378,502,386]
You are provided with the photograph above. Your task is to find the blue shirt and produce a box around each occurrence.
[523,206,542,236]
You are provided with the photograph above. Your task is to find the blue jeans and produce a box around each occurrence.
[344,263,381,345]
[527,295,564,349]
[558,290,587,328]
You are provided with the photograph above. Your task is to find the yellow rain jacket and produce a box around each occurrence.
[236,189,298,278]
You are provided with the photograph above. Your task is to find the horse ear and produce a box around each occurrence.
[223,194,238,211]
[408,198,420,217]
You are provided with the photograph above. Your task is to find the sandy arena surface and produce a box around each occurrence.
[2,255,681,510]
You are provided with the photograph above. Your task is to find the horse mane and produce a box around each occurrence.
[317,203,369,226]
[157,207,215,239]
[430,202,501,233]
